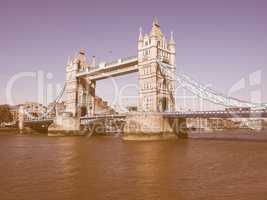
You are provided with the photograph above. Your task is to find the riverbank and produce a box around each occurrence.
[187,129,267,141]
[0,128,19,135]
[0,128,47,135]
[2,128,267,141]
[122,132,178,141]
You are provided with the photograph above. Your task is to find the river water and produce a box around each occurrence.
[0,134,267,200]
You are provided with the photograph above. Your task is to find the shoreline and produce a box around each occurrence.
[0,128,19,135]
[186,129,267,141]
[2,128,267,141]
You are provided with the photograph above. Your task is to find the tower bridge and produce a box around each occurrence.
[64,17,176,118]
[17,18,267,139]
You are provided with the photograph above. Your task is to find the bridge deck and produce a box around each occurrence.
[24,119,54,125]
[80,110,267,122]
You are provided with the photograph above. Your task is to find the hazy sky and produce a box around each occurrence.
[0,0,267,109]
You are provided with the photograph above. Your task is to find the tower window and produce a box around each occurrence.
[144,50,150,56]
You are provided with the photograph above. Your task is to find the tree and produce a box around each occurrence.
[0,105,13,123]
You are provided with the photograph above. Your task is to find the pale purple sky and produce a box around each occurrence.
[0,0,267,108]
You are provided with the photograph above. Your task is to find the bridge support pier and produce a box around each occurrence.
[170,117,188,138]
[123,113,180,140]
[48,112,83,136]
[89,80,96,116]
[18,106,24,133]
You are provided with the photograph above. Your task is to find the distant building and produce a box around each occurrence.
[23,102,47,118]
[8,102,48,121]
[187,117,267,131]
[94,97,117,115]
[9,105,20,121]
[47,102,65,117]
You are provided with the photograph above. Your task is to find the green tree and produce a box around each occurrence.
[0,105,13,123]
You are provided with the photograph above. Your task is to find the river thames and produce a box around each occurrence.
[0,134,267,200]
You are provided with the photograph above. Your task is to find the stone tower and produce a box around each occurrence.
[65,49,88,117]
[138,17,176,112]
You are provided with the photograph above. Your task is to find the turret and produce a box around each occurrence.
[76,48,87,71]
[149,17,163,60]
[168,31,176,66]
[91,56,96,68]
[168,31,175,47]
[150,17,162,38]
[138,26,143,49]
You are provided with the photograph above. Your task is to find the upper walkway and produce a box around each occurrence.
[77,56,138,80]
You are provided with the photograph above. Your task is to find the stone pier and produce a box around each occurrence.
[123,113,186,140]
[48,112,84,136]
[18,106,24,133]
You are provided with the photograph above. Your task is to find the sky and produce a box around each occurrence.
[0,0,267,110]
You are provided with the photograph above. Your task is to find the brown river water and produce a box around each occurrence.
[0,134,267,200]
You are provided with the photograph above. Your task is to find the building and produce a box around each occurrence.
[23,102,47,118]
[9,105,20,122]
[47,102,66,118]
[8,102,48,121]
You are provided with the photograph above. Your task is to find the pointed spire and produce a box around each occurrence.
[73,53,79,64]
[79,48,85,55]
[169,31,175,45]
[152,16,160,27]
[67,56,71,65]
[171,31,174,40]
[91,56,96,68]
[138,26,143,41]
[150,17,162,37]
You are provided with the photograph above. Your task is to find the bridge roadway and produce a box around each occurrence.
[17,118,54,133]
[163,110,267,118]
[80,114,127,125]
[80,110,267,123]
[21,110,267,128]
[23,119,54,129]
[76,56,138,80]
[24,119,54,125]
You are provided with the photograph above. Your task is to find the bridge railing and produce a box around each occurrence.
[24,115,54,122]
[104,56,137,67]
[165,109,267,114]
[80,56,137,73]
[162,109,267,118]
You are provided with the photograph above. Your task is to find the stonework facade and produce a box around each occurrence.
[138,18,176,112]
[65,55,79,117]
[65,50,116,117]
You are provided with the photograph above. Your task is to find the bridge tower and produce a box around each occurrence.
[65,49,91,117]
[138,17,176,112]
[65,49,96,118]
[65,52,80,117]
